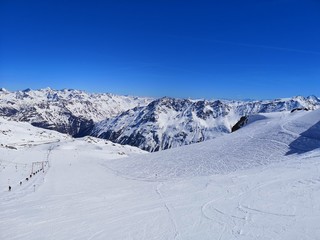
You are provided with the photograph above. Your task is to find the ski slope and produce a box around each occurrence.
[1,110,320,240]
[105,110,320,180]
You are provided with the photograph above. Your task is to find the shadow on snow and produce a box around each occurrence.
[286,120,320,155]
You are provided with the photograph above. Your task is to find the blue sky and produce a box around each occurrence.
[0,0,319,99]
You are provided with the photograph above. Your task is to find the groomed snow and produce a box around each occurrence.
[1,110,320,239]
[105,110,320,180]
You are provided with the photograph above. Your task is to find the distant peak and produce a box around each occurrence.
[0,87,8,92]
[42,87,53,91]
[159,96,174,101]
[307,95,319,100]
[22,88,32,92]
[62,88,75,92]
[292,95,304,100]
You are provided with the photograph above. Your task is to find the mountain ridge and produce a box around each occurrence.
[0,88,151,136]
[1,88,319,151]
[92,95,320,151]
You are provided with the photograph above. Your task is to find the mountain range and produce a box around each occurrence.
[1,88,319,151]
[0,88,150,137]
[2,97,320,239]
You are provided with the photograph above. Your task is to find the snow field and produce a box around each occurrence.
[1,109,320,239]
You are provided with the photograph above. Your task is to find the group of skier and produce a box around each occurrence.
[8,168,44,192]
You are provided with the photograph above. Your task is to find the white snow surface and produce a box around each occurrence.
[1,109,320,240]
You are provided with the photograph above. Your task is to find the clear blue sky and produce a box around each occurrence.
[1,0,319,99]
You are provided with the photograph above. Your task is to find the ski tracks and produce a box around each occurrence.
[200,191,247,239]
[200,174,306,239]
[155,183,180,240]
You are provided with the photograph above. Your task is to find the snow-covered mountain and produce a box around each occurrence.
[1,88,319,152]
[1,107,320,240]
[92,96,320,151]
[0,88,151,137]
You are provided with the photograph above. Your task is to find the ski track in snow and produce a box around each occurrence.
[155,183,180,240]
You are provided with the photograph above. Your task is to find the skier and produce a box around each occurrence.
[8,186,11,191]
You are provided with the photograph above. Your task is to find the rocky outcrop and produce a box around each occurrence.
[231,116,248,132]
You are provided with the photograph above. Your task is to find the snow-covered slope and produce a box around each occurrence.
[0,117,145,197]
[1,108,320,240]
[0,118,70,148]
[92,96,320,151]
[102,109,320,179]
[0,88,151,136]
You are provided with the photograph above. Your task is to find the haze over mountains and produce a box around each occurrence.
[1,88,319,151]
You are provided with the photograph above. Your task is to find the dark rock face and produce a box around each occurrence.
[290,108,309,113]
[0,107,18,116]
[232,116,248,132]
[69,117,95,137]
[29,115,95,137]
